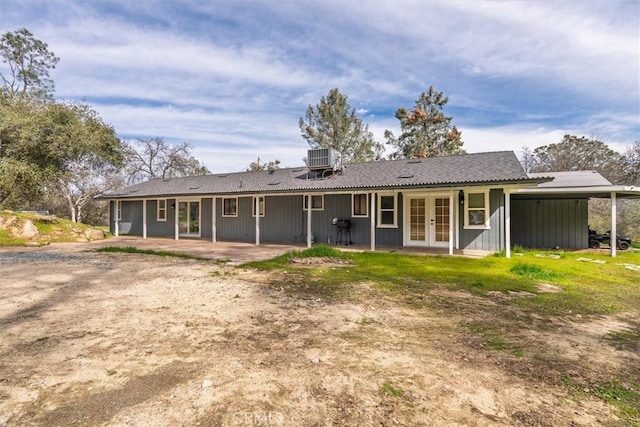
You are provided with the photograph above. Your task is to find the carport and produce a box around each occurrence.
[512,171,640,257]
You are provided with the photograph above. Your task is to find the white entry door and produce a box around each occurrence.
[406,195,450,247]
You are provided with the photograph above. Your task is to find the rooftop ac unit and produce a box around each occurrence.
[307,148,339,169]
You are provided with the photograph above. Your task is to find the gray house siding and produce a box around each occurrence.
[201,198,213,239]
[117,200,144,235]
[147,199,176,237]
[376,192,404,247]
[260,195,306,242]
[459,189,504,251]
[511,198,588,249]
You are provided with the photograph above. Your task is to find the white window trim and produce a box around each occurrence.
[377,193,397,228]
[303,194,324,211]
[116,201,122,221]
[157,199,167,222]
[352,193,369,217]
[464,190,490,229]
[252,196,265,217]
[222,197,238,217]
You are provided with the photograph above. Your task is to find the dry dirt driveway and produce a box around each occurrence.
[0,246,632,426]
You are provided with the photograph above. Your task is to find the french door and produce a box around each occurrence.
[406,195,450,247]
[178,200,200,237]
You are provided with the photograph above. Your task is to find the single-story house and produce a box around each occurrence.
[101,150,640,258]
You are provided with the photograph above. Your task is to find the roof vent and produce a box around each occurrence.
[307,148,339,170]
[189,186,200,190]
[398,174,414,179]
[407,159,422,164]
[268,181,281,186]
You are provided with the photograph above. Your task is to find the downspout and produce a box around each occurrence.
[611,192,617,257]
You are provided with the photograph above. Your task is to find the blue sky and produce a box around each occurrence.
[2,0,638,172]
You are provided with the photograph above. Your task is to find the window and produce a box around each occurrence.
[252,196,265,217]
[157,199,167,221]
[352,193,368,217]
[116,201,122,221]
[223,197,238,217]
[303,195,324,210]
[465,190,490,229]
[377,193,397,228]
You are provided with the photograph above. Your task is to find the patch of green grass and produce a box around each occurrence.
[246,249,640,315]
[95,246,209,261]
[380,381,404,397]
[509,262,561,281]
[290,244,348,259]
[564,377,640,423]
[0,229,28,246]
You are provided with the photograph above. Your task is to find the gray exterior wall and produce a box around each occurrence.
[209,193,404,246]
[459,189,505,252]
[201,198,212,238]
[116,200,144,235]
[147,199,176,237]
[511,198,588,249]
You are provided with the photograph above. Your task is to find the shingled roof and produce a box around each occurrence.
[104,151,545,199]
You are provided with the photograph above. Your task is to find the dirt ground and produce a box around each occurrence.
[0,246,637,426]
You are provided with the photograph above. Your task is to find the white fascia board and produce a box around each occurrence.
[515,185,640,196]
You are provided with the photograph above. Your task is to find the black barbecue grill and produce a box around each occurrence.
[334,219,352,246]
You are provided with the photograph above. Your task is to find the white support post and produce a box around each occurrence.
[611,192,617,258]
[449,190,454,255]
[114,200,119,237]
[212,197,217,243]
[370,192,376,251]
[142,199,147,239]
[306,195,312,248]
[255,196,260,246]
[505,188,511,259]
[455,190,460,250]
[174,200,179,241]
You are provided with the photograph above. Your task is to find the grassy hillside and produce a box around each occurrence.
[0,211,108,246]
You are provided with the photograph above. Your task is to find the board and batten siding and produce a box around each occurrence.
[147,199,176,237]
[116,200,144,235]
[511,198,588,249]
[458,189,504,251]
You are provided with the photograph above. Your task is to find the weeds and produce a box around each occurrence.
[380,381,405,397]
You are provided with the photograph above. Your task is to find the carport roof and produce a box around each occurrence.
[102,151,547,199]
[516,171,640,199]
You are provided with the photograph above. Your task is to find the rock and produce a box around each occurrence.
[202,379,213,388]
[311,358,320,364]
[0,215,18,230]
[24,241,43,247]
[20,219,39,238]
[33,214,58,224]
[84,228,105,240]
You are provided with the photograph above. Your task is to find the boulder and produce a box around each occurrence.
[84,228,105,240]
[20,219,40,238]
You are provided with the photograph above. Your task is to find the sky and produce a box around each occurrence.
[1,0,639,173]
